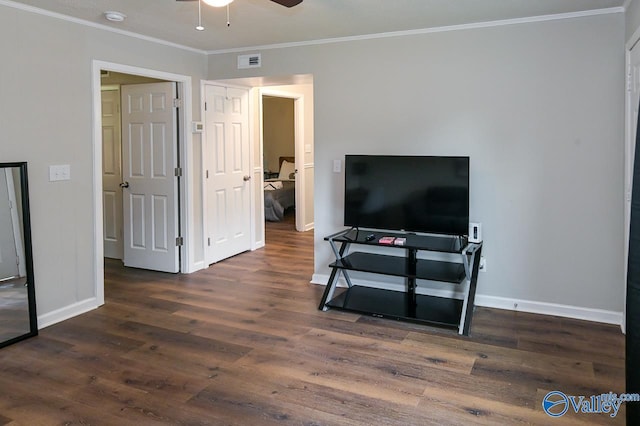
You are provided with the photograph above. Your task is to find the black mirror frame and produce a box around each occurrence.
[0,162,37,349]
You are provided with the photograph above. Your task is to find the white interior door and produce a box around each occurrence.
[121,82,179,273]
[101,88,123,260]
[0,170,20,280]
[204,85,251,264]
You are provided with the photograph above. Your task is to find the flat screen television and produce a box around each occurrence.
[344,155,469,236]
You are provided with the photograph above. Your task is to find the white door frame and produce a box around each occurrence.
[91,60,195,306]
[258,88,306,232]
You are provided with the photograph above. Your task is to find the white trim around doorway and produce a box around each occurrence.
[259,88,306,233]
[90,60,198,309]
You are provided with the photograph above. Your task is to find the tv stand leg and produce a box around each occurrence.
[343,270,353,288]
[407,277,417,318]
[406,248,417,316]
[319,238,352,311]
[458,243,482,335]
[319,267,340,311]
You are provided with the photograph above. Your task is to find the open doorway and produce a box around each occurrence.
[262,95,296,232]
[91,60,195,306]
[259,85,314,237]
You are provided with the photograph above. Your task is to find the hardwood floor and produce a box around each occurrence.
[0,219,625,425]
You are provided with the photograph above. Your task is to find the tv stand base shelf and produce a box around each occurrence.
[319,228,482,335]
[326,286,463,329]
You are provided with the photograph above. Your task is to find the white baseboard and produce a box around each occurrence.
[38,297,102,329]
[311,273,345,286]
[475,294,623,326]
[311,274,623,326]
[187,260,206,274]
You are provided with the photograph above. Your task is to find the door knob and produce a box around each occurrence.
[243,175,251,181]
[119,181,130,188]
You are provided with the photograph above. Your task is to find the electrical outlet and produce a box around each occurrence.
[479,256,486,272]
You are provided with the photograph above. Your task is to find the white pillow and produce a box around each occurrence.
[278,160,295,180]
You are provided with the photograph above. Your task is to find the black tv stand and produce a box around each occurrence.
[318,228,483,335]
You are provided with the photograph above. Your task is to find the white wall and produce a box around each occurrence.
[0,4,207,324]
[208,13,625,315]
[627,0,640,42]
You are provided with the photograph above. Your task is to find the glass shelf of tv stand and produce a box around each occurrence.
[325,287,464,330]
[329,252,466,283]
[327,228,468,253]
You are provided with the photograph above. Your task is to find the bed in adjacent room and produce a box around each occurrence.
[264,157,296,222]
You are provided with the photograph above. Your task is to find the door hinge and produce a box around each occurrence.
[206,170,209,179]
[173,98,183,108]
[207,237,211,246]
[204,102,207,111]
[176,236,184,246]
[175,167,183,177]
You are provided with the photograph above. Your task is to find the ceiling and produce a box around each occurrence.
[7,0,627,52]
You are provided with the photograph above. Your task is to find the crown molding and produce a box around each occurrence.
[0,0,206,55]
[0,1,624,58]
[207,7,624,55]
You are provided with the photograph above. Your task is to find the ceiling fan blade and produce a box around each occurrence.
[270,0,303,7]
[177,0,303,4]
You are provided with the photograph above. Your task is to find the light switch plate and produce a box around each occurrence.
[49,164,71,181]
[333,159,341,173]
[191,121,204,133]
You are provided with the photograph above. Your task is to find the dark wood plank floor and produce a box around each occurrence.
[0,215,625,425]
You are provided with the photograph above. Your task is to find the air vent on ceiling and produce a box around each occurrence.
[238,53,261,69]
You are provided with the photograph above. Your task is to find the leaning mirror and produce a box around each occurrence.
[0,162,37,348]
